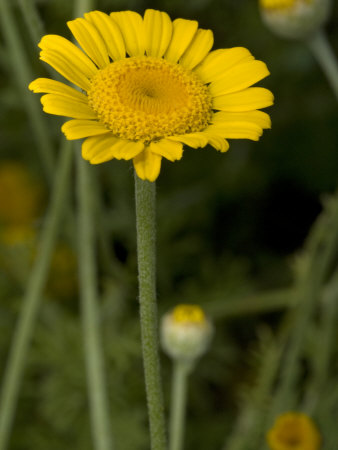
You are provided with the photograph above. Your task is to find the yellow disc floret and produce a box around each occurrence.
[172,304,206,324]
[260,0,312,10]
[88,56,212,142]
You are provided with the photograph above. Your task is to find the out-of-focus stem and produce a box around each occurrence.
[0,141,72,450]
[76,153,114,450]
[169,361,191,450]
[0,0,55,182]
[307,29,338,101]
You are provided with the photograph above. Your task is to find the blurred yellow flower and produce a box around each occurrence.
[0,162,43,225]
[267,412,321,450]
[29,9,273,182]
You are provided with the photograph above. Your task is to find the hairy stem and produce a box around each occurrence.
[134,173,167,450]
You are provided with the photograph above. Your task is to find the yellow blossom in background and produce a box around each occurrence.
[267,412,321,450]
[259,0,332,39]
[29,9,273,182]
[0,162,44,225]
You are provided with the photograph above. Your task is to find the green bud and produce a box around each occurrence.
[160,304,213,363]
[259,0,332,39]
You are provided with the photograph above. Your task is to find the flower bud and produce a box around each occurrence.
[259,0,332,39]
[160,304,213,363]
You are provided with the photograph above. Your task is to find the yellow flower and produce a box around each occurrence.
[259,0,332,39]
[0,162,43,225]
[29,9,273,182]
[267,412,321,450]
[161,304,213,362]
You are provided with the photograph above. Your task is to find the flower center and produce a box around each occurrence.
[173,305,206,324]
[260,0,312,10]
[277,424,302,447]
[88,57,212,142]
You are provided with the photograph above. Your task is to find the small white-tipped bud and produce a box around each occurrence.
[259,0,332,39]
[160,304,213,363]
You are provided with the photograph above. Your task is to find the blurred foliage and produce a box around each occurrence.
[1,0,338,449]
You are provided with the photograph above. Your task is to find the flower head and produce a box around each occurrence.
[259,0,332,39]
[29,9,273,181]
[161,304,213,362]
[267,412,321,450]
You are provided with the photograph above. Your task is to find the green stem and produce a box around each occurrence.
[169,361,191,450]
[307,29,338,101]
[72,1,112,449]
[271,193,338,415]
[0,141,72,450]
[73,0,93,18]
[18,0,45,45]
[225,333,287,450]
[134,173,167,450]
[0,0,55,182]
[206,288,295,319]
[305,268,338,412]
[76,153,113,450]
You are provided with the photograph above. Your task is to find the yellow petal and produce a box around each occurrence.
[179,29,213,70]
[38,35,97,90]
[40,94,97,119]
[82,134,118,161]
[144,9,172,58]
[107,140,144,160]
[110,11,145,57]
[207,123,262,141]
[84,11,126,60]
[164,18,198,64]
[82,135,144,163]
[211,111,271,129]
[169,133,209,148]
[133,147,162,182]
[204,133,230,152]
[149,139,183,161]
[67,18,110,69]
[213,87,274,112]
[39,51,91,92]
[61,119,110,139]
[209,60,270,97]
[194,47,254,83]
[29,78,88,102]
